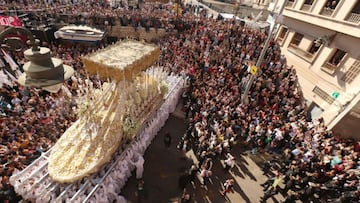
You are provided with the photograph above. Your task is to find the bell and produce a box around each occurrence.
[17,45,74,93]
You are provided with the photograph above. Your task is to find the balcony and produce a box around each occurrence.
[320,8,334,16]
[286,1,294,7]
[323,61,338,70]
[277,36,285,46]
[346,13,360,24]
[288,44,314,62]
[301,4,312,11]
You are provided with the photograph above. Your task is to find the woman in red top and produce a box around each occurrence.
[221,178,235,196]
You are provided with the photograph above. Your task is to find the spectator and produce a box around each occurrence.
[164,132,172,149]
[220,178,234,196]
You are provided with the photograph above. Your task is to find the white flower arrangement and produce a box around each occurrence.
[160,81,169,95]
[77,101,89,117]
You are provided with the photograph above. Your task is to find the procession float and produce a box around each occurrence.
[49,40,164,183]
[10,40,185,202]
[54,25,106,42]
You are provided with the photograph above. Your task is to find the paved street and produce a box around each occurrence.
[121,103,284,203]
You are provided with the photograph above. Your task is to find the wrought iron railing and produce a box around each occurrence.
[346,13,360,23]
[312,86,335,104]
[323,61,338,70]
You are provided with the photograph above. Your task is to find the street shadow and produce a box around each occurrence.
[271,196,281,203]
[213,173,252,203]
[236,153,249,165]
[215,158,245,179]
[236,157,257,181]
[230,164,245,179]
[230,182,252,203]
[247,152,281,177]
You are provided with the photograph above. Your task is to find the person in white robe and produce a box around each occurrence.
[129,152,145,180]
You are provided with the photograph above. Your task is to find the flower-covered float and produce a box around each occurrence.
[48,40,167,183]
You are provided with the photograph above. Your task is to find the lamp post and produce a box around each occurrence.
[241,0,287,104]
[0,26,74,92]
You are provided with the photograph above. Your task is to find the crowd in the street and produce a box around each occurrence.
[1,0,184,31]
[0,0,359,203]
[155,5,360,203]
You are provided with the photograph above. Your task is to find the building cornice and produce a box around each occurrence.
[282,7,360,38]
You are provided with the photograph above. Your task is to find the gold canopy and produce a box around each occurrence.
[82,40,160,81]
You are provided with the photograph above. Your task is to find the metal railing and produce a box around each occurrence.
[323,61,338,70]
[312,86,335,104]
[346,12,360,23]
[288,44,314,59]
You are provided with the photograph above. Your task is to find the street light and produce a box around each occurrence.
[0,26,74,92]
[241,0,287,104]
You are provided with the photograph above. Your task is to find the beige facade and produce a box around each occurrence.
[270,0,360,138]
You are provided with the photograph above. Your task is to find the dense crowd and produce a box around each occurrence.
[1,1,182,31]
[0,0,359,203]
[155,5,359,203]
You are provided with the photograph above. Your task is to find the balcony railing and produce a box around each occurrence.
[323,61,338,70]
[286,1,294,7]
[320,8,334,16]
[346,13,360,23]
[277,36,284,44]
[301,4,312,11]
[288,44,314,61]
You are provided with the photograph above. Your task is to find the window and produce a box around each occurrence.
[346,1,360,23]
[286,0,295,7]
[351,0,360,14]
[287,33,315,61]
[329,49,346,66]
[313,86,335,104]
[324,0,340,10]
[278,27,288,39]
[308,41,320,54]
[322,49,347,72]
[302,0,314,11]
[321,0,340,16]
[290,33,303,46]
[304,0,314,5]
[342,59,360,83]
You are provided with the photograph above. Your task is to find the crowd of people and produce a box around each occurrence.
[1,0,184,32]
[155,3,359,203]
[0,0,359,203]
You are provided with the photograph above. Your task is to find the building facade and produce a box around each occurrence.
[270,0,360,138]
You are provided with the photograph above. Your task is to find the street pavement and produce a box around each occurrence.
[121,103,284,203]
